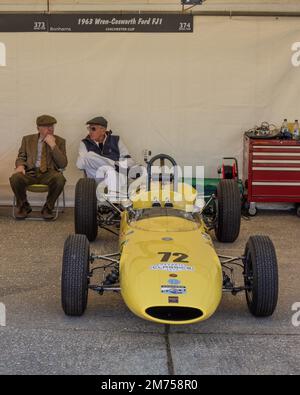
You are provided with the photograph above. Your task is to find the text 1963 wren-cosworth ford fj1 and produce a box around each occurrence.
[61,154,278,325]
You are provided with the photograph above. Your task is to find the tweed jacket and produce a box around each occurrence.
[15,134,68,171]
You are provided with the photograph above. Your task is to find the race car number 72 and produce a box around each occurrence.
[158,252,189,263]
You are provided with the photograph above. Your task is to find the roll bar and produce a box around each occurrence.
[147,154,178,192]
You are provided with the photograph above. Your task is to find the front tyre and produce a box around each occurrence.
[244,236,278,317]
[61,234,90,316]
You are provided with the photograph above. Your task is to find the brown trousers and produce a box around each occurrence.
[10,169,66,210]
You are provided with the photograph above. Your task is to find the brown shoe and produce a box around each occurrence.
[24,202,32,215]
[15,206,28,220]
[41,207,55,220]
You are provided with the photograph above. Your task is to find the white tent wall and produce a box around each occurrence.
[0,14,300,204]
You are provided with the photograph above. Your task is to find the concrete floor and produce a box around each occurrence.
[0,206,299,375]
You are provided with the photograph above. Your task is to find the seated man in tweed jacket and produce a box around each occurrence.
[10,115,68,220]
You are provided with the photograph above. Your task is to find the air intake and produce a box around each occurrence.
[146,306,203,322]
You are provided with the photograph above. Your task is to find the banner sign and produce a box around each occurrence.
[0,14,193,33]
[0,14,48,32]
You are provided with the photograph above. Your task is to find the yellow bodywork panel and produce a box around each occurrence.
[119,213,222,325]
[130,216,199,232]
[131,182,198,211]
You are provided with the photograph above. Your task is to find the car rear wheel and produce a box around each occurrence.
[61,234,90,316]
[75,178,98,241]
[215,179,241,242]
[244,236,278,317]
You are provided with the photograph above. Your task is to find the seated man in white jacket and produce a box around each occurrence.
[76,116,145,202]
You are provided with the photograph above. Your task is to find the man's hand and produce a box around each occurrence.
[15,165,25,175]
[115,160,129,176]
[116,160,129,169]
[44,134,56,149]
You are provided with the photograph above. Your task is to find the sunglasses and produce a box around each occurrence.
[87,125,106,132]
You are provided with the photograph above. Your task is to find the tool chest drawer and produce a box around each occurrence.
[243,138,300,203]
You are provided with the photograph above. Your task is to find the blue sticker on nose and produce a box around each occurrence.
[168,279,181,285]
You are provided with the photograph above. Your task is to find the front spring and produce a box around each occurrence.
[103,268,119,286]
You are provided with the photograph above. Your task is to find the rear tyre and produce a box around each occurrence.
[75,178,98,241]
[244,236,278,317]
[215,179,241,242]
[61,234,90,316]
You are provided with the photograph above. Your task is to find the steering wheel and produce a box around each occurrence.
[147,154,178,192]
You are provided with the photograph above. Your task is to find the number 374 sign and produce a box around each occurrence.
[0,13,193,33]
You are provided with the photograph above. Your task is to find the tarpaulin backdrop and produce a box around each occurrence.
[0,15,300,203]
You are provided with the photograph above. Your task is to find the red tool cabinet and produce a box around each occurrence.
[243,137,300,214]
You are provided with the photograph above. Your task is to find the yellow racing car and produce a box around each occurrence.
[61,154,278,325]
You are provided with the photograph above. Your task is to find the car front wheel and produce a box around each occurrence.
[61,234,90,316]
[244,235,278,317]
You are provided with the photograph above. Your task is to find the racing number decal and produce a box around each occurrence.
[158,252,189,263]
[173,253,189,263]
[158,252,172,262]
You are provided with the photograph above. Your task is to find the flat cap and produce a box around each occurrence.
[36,115,57,126]
[86,116,108,128]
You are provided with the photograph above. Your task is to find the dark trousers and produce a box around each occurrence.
[9,169,66,210]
